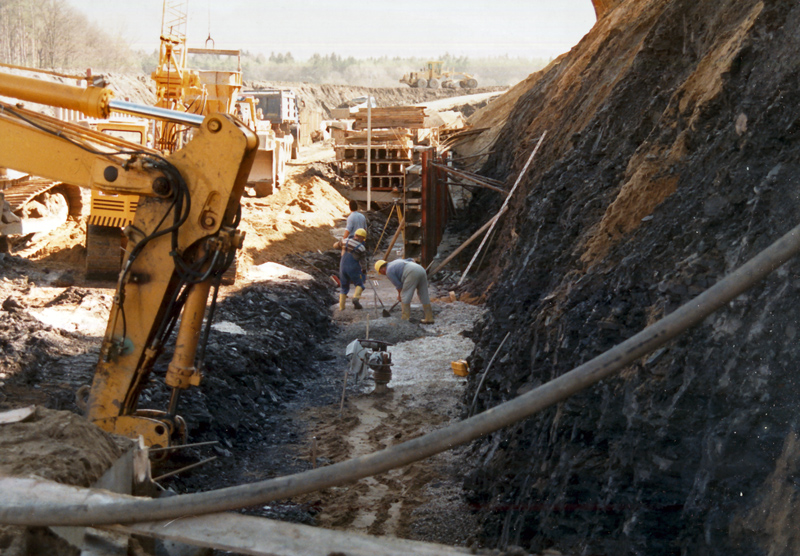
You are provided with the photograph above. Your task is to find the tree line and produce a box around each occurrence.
[0,0,140,71]
[0,0,550,87]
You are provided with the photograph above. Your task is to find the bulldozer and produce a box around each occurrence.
[399,61,478,89]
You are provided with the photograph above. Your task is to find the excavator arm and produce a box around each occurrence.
[0,71,258,450]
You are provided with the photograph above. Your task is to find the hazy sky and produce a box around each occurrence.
[64,1,597,59]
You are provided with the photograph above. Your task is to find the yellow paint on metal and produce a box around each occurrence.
[451,360,469,377]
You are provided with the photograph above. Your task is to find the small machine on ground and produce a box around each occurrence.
[346,339,393,393]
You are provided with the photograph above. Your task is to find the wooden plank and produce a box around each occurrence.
[0,477,472,556]
[111,512,474,556]
[427,210,504,275]
[352,107,428,130]
[459,131,547,285]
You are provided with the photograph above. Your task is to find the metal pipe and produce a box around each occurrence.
[109,99,205,127]
[4,217,800,526]
[0,71,112,119]
[149,440,219,453]
[0,71,206,126]
[367,98,372,211]
[152,456,217,482]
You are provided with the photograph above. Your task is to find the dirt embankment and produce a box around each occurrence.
[247,79,506,120]
[455,0,800,555]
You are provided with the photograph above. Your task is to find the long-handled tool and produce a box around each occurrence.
[369,280,397,317]
[383,300,400,317]
[366,278,390,316]
[366,258,396,318]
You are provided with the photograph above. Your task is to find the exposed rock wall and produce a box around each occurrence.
[462,0,800,554]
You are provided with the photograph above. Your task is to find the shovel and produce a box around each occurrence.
[366,278,393,317]
[382,300,400,317]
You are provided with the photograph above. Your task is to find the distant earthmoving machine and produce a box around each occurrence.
[400,61,478,89]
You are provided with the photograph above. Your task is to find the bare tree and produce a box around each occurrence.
[0,0,137,71]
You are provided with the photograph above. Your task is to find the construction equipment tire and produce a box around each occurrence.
[414,78,427,89]
[428,78,441,89]
[466,78,478,89]
[85,225,123,281]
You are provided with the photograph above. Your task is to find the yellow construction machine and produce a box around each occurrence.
[81,0,243,280]
[82,0,290,278]
[0,66,93,247]
[400,61,478,89]
[84,118,151,278]
[0,69,258,452]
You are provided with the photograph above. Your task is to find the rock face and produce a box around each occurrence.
[461,1,800,554]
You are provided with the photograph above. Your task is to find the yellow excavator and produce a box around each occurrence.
[0,69,257,452]
[84,0,291,280]
[84,0,243,279]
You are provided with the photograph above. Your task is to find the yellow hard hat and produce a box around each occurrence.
[375,260,387,272]
[355,228,367,238]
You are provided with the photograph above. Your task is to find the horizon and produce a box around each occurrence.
[63,0,597,60]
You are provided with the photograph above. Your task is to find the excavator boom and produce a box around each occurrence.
[0,70,258,450]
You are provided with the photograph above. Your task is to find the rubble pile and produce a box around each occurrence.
[459,1,800,555]
[140,279,338,488]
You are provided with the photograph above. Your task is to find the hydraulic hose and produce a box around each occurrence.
[4,221,800,527]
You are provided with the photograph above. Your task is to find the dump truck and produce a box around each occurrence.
[241,89,301,159]
[234,95,293,197]
[400,61,478,89]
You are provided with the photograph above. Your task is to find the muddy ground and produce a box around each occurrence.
[0,132,497,555]
[9,0,800,554]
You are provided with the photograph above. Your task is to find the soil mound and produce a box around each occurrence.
[457,1,800,555]
[247,80,506,119]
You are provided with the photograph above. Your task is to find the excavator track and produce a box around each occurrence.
[1,175,83,236]
[2,176,62,212]
[2,176,82,216]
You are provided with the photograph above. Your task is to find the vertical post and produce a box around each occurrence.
[420,149,428,264]
[366,96,372,211]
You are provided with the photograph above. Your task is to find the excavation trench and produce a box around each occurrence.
[4,215,800,529]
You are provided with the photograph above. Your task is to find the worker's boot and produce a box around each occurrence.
[339,294,347,311]
[421,304,435,324]
[353,286,363,310]
[401,303,411,320]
